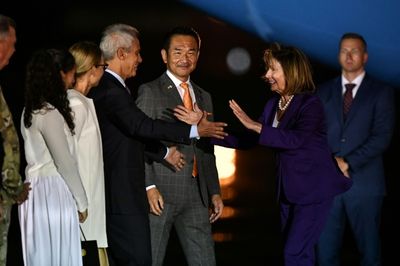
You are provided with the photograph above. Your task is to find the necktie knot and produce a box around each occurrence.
[180,82,189,91]
[345,83,356,91]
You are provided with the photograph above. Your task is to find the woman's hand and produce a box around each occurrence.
[14,182,31,204]
[229,100,262,133]
[78,209,88,223]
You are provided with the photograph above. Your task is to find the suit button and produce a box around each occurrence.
[341,138,346,142]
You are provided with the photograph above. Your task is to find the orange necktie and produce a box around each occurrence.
[180,82,198,177]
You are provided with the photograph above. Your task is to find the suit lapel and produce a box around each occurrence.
[159,72,202,110]
[192,82,203,109]
[331,78,345,125]
[105,72,129,94]
[278,94,303,129]
[260,96,278,126]
[343,75,370,126]
[160,73,182,106]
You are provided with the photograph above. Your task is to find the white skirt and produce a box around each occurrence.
[19,175,82,266]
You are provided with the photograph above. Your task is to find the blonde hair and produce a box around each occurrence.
[69,41,102,77]
[263,43,315,95]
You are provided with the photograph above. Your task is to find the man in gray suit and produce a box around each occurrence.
[136,26,223,266]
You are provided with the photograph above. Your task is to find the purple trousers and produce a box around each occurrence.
[280,198,333,266]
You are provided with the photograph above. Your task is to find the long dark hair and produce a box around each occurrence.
[23,49,75,134]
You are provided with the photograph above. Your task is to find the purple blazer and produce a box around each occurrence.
[216,93,352,204]
[259,93,351,204]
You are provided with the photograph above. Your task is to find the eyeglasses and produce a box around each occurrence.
[95,63,108,70]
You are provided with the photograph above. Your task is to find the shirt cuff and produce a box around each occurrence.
[163,146,169,159]
[146,185,156,191]
[190,125,200,139]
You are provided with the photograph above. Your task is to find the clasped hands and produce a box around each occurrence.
[335,156,350,178]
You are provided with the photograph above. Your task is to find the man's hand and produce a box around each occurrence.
[209,194,224,223]
[174,103,227,139]
[165,146,185,171]
[197,114,228,139]
[147,188,164,216]
[78,209,88,223]
[15,182,31,205]
[174,103,203,125]
[335,156,350,178]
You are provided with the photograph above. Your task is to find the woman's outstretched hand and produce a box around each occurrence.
[229,99,262,133]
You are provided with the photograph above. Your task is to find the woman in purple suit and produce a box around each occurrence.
[220,43,352,265]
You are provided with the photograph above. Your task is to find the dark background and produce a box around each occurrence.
[2,1,399,265]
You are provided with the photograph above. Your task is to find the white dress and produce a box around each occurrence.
[18,106,88,266]
[68,89,107,247]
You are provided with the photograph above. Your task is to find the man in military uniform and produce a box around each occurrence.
[0,14,30,266]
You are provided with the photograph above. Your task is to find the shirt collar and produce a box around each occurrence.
[341,71,366,88]
[166,70,191,88]
[105,69,127,88]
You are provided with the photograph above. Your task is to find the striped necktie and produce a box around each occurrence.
[343,83,356,119]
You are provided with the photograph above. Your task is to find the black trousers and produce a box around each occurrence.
[107,213,151,266]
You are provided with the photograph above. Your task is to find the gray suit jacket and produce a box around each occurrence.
[136,72,220,207]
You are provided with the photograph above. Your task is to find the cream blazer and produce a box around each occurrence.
[67,89,108,247]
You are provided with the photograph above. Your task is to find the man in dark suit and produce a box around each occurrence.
[136,27,223,266]
[316,32,395,266]
[88,24,227,266]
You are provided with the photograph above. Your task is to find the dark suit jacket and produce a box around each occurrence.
[215,93,352,204]
[88,72,191,216]
[136,73,220,207]
[317,74,395,196]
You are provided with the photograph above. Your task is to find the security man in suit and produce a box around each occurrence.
[316,32,395,266]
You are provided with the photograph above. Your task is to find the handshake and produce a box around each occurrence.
[164,104,227,172]
[173,103,227,139]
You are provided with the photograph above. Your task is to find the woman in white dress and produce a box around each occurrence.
[68,41,109,265]
[19,49,88,266]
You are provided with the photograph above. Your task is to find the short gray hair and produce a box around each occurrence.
[100,24,139,61]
